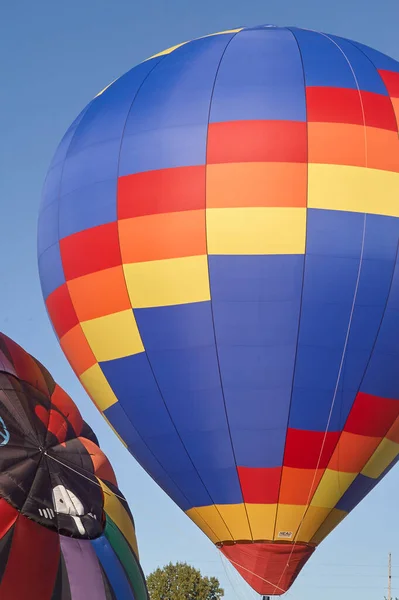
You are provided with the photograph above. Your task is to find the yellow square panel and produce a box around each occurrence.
[81,310,144,362]
[308,164,399,217]
[273,504,305,541]
[296,506,333,543]
[216,504,252,540]
[361,438,399,479]
[186,505,233,543]
[246,504,277,540]
[123,255,211,308]
[206,207,307,255]
[80,364,118,411]
[310,469,357,510]
[311,508,347,545]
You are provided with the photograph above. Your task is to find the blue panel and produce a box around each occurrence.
[135,302,214,350]
[191,467,242,505]
[48,103,93,170]
[361,331,399,398]
[161,388,227,433]
[134,301,242,504]
[356,258,396,306]
[232,429,286,468]
[212,300,300,347]
[119,33,234,175]
[68,58,162,154]
[41,162,63,210]
[208,255,304,302]
[301,254,360,304]
[104,403,193,510]
[176,431,243,504]
[336,474,374,512]
[217,344,296,465]
[40,104,93,213]
[289,254,359,430]
[147,345,242,503]
[218,344,296,392]
[291,28,357,88]
[293,344,344,394]
[101,352,158,397]
[335,456,399,513]
[59,59,163,200]
[290,210,399,431]
[328,35,388,94]
[61,140,120,196]
[349,40,399,73]
[92,537,135,599]
[373,307,399,355]
[177,430,234,470]
[38,243,65,299]
[225,388,289,431]
[148,346,221,392]
[208,254,303,467]
[209,28,306,122]
[59,179,117,238]
[37,200,59,257]
[119,124,207,174]
[298,302,355,350]
[361,256,399,399]
[150,384,238,503]
[102,352,231,506]
[348,305,388,351]
[362,214,399,261]
[306,210,364,258]
[101,354,178,437]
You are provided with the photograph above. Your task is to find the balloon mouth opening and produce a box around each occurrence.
[219,540,315,595]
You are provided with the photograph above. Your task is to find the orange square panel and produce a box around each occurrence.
[328,431,381,473]
[59,324,97,376]
[279,467,323,505]
[118,210,206,264]
[67,266,132,322]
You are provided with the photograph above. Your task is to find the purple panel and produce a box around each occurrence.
[61,536,107,600]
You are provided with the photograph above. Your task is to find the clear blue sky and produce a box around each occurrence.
[1,1,399,598]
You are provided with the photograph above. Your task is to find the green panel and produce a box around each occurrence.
[105,516,149,600]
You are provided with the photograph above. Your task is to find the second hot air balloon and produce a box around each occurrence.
[37,25,399,594]
[0,332,149,600]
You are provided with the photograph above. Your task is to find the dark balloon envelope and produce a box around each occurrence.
[0,332,149,600]
[37,25,399,595]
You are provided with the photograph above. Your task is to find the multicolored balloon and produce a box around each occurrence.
[38,25,399,595]
[0,332,148,600]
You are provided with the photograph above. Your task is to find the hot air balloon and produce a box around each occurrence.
[37,25,399,595]
[0,332,149,600]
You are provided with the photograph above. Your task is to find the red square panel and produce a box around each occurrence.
[46,284,79,339]
[207,120,307,164]
[344,392,399,437]
[307,87,363,125]
[118,166,206,219]
[361,91,397,131]
[60,222,121,281]
[284,428,340,469]
[237,466,281,504]
[378,70,399,98]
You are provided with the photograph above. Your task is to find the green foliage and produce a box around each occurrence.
[147,561,224,600]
